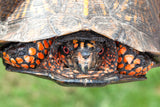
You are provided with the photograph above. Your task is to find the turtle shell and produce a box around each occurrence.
[0,0,160,54]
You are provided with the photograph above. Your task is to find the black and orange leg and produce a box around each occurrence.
[2,39,53,75]
[116,42,154,77]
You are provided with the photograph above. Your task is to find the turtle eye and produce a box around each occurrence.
[63,46,70,54]
[98,48,104,55]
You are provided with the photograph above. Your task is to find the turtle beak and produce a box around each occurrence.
[77,51,93,73]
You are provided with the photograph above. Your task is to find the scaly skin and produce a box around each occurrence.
[1,34,154,86]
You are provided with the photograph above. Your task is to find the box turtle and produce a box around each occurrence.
[0,0,159,87]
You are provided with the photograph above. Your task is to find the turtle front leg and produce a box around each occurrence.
[2,39,53,75]
[116,42,154,77]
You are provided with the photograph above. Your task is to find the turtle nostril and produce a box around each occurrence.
[81,51,90,59]
[83,55,90,59]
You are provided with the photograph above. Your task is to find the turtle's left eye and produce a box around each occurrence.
[63,46,70,54]
[98,48,104,55]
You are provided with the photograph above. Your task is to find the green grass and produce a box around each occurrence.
[0,58,160,107]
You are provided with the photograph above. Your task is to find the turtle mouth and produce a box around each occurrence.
[72,51,98,74]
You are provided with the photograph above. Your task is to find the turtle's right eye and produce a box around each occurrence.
[98,48,104,55]
[63,46,70,54]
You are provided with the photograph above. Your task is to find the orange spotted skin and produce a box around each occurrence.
[117,42,153,76]
[1,32,154,86]
[2,39,53,70]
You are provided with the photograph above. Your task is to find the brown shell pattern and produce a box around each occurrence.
[0,0,159,54]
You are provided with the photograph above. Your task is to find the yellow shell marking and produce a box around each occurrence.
[21,0,30,18]
[113,0,119,9]
[84,0,89,16]
[121,0,129,12]
[125,15,132,21]
[100,2,107,15]
[15,2,25,19]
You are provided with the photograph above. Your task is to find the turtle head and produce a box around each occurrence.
[58,40,104,74]
[43,34,118,86]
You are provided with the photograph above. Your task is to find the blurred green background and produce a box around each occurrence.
[0,58,160,107]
